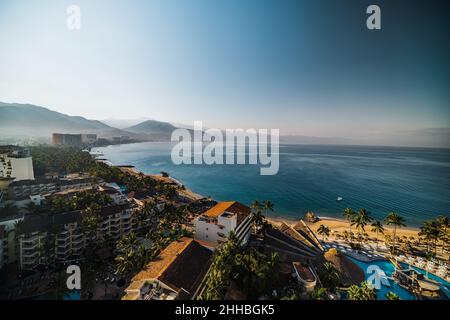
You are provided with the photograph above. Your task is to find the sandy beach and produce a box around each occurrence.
[267,215,421,240]
[117,165,422,239]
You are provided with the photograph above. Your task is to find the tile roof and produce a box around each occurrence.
[202,201,251,226]
[132,237,194,282]
[127,237,212,299]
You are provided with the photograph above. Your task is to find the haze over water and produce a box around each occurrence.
[95,142,450,227]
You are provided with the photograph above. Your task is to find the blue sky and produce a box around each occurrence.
[0,0,449,146]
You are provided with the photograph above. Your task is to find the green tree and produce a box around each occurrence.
[308,287,328,300]
[351,209,373,244]
[436,216,449,254]
[347,282,377,300]
[371,220,385,250]
[384,212,406,252]
[319,261,340,290]
[343,208,355,234]
[251,201,266,235]
[317,224,331,242]
[419,220,440,255]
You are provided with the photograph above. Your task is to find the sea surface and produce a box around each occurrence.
[93,142,450,227]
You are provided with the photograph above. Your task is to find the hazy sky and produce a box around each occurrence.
[0,0,449,144]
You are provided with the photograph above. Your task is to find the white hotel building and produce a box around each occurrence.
[0,146,34,181]
[194,201,253,247]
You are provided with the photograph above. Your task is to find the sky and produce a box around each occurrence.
[0,0,449,146]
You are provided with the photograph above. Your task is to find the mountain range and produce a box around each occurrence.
[0,102,178,143]
[1,102,448,148]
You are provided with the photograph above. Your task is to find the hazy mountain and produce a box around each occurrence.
[101,117,153,129]
[0,102,137,142]
[125,120,178,140]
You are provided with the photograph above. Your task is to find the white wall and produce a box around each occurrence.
[9,157,35,181]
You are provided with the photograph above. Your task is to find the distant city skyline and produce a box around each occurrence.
[0,0,449,147]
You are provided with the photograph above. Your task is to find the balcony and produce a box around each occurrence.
[22,255,39,263]
[22,250,39,258]
[72,233,84,240]
[22,241,39,250]
[56,247,71,256]
[57,242,70,249]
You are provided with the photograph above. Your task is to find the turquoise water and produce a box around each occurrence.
[347,257,416,300]
[64,291,81,300]
[94,142,450,227]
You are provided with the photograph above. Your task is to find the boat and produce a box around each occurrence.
[336,197,343,202]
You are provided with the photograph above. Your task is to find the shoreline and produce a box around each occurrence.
[267,215,421,239]
[93,149,425,234]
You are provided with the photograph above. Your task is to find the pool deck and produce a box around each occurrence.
[323,242,387,262]
[323,241,450,292]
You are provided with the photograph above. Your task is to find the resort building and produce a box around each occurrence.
[264,221,324,259]
[0,146,34,181]
[16,203,137,270]
[81,134,98,144]
[0,215,23,267]
[193,201,252,246]
[52,133,83,146]
[6,176,95,202]
[122,237,212,300]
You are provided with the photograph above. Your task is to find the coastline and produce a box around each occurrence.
[267,215,421,239]
[95,150,423,236]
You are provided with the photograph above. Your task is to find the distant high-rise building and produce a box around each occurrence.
[52,133,83,146]
[0,146,35,181]
[81,133,97,144]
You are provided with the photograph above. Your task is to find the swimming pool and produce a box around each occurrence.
[346,257,416,300]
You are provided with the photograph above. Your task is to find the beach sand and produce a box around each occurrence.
[267,215,420,239]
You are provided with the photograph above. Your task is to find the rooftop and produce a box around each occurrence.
[202,201,251,226]
[124,237,212,299]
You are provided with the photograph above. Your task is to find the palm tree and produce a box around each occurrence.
[351,208,373,244]
[251,201,266,235]
[419,220,440,255]
[320,261,340,290]
[343,208,355,234]
[347,281,377,300]
[115,249,137,276]
[262,200,274,214]
[436,216,449,254]
[384,212,406,252]
[317,224,331,242]
[371,221,385,250]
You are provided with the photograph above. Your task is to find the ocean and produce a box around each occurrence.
[93,142,450,227]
